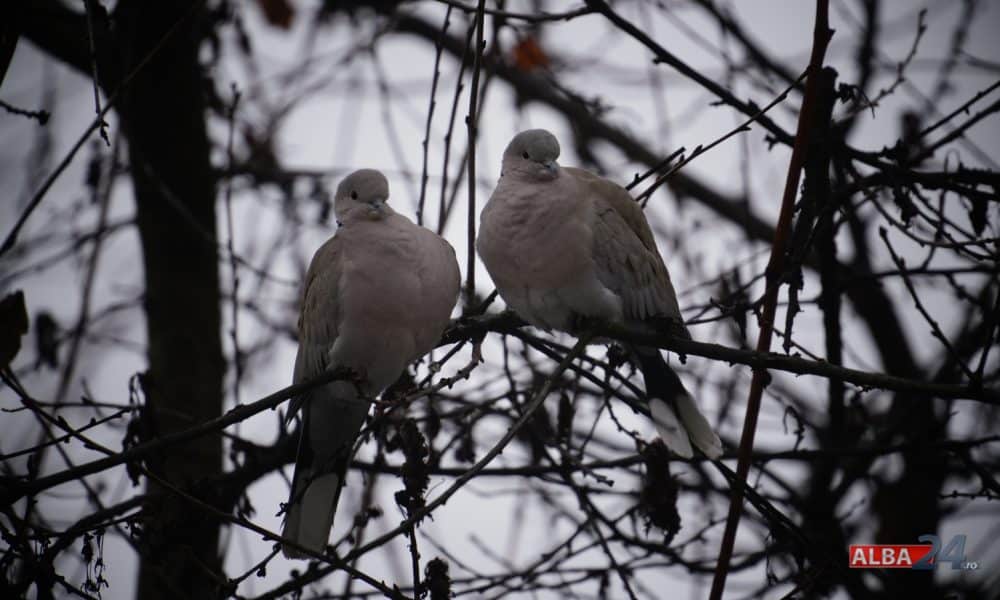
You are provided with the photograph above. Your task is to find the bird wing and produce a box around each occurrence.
[283,233,365,558]
[569,167,719,456]
[567,167,687,333]
[294,236,343,380]
[411,226,462,354]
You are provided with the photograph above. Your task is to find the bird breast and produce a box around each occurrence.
[330,219,446,386]
[479,176,623,329]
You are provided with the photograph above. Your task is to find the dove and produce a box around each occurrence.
[477,129,722,459]
[282,169,461,558]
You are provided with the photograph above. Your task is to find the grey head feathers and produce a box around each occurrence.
[335,169,391,222]
[501,129,561,179]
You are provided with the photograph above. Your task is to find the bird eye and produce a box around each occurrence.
[350,191,358,200]
[522,152,530,160]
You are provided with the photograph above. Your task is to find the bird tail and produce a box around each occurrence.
[631,346,723,459]
[281,433,344,558]
[281,381,365,559]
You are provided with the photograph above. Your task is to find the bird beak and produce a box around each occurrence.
[543,161,558,175]
[367,199,387,216]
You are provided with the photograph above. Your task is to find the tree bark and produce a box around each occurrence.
[113,2,225,598]
[16,0,226,596]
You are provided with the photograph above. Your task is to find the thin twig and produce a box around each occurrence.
[625,147,684,192]
[435,24,475,235]
[0,1,200,256]
[224,83,244,412]
[2,367,356,503]
[254,335,592,600]
[417,6,452,226]
[918,78,1000,140]
[433,0,593,23]
[408,526,421,597]
[82,0,109,145]
[879,228,976,381]
[53,133,118,405]
[464,0,486,309]
[0,98,50,124]
[635,71,806,205]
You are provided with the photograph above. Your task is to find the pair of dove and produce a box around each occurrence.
[281,129,723,558]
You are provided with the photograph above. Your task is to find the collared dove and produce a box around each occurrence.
[477,129,722,459]
[282,169,460,558]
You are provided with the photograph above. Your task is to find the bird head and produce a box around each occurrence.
[334,169,391,223]
[501,129,561,180]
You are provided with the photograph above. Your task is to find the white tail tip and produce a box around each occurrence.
[650,395,723,459]
[281,472,340,559]
[650,397,694,458]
